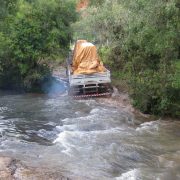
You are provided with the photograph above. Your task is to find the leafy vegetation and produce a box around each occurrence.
[0,0,77,91]
[73,0,180,117]
[0,0,179,117]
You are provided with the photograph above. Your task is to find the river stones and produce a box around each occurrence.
[0,156,70,180]
[14,166,71,180]
[0,157,15,179]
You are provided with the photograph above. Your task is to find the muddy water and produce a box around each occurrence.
[0,89,180,180]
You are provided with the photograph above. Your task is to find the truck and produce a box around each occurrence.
[66,40,112,97]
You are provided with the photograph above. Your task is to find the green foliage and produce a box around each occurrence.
[0,0,77,91]
[174,61,180,88]
[121,0,180,117]
[0,0,18,18]
[74,0,180,117]
[73,1,126,43]
[90,0,105,6]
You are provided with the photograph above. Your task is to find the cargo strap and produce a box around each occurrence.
[73,92,111,99]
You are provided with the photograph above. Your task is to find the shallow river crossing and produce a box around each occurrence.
[0,84,180,179]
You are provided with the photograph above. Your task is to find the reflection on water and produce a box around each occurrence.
[0,90,180,180]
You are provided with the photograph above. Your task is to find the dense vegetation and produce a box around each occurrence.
[0,0,179,117]
[73,0,180,117]
[0,0,77,91]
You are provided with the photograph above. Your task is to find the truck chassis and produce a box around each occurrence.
[66,55,112,98]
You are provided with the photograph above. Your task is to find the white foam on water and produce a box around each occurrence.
[78,99,97,107]
[56,124,77,131]
[75,111,82,115]
[90,108,101,114]
[89,107,118,115]
[136,120,160,134]
[44,121,57,126]
[116,169,139,180]
[53,127,124,156]
[0,120,9,135]
[61,114,97,125]
[59,114,127,134]
[53,107,134,154]
[0,107,8,112]
[0,116,4,119]
[53,131,80,155]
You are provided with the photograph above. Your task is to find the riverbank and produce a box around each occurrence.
[111,77,156,121]
[110,75,180,121]
[98,87,154,123]
[0,156,70,180]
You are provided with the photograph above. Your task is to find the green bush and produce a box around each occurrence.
[0,0,77,91]
[74,0,180,117]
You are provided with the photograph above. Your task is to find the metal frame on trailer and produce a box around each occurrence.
[66,55,112,97]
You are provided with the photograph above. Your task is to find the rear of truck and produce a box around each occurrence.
[67,40,112,97]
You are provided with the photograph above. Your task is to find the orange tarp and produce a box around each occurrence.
[72,40,106,75]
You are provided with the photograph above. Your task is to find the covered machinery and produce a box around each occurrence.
[67,40,112,97]
[72,40,106,75]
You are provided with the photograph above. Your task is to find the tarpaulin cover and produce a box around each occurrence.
[72,40,106,75]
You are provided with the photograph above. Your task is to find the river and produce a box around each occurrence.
[0,81,180,179]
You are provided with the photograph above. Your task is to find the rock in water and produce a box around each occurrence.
[0,156,71,180]
[0,157,15,179]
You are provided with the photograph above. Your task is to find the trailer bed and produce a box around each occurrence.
[67,63,112,96]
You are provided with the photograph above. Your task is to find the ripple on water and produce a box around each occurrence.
[0,115,5,119]
[0,91,180,180]
[136,120,160,135]
[0,107,9,112]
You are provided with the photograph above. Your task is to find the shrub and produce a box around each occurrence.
[73,0,180,117]
[0,0,77,91]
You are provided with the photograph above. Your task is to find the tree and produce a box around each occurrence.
[0,0,77,91]
[73,0,180,117]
